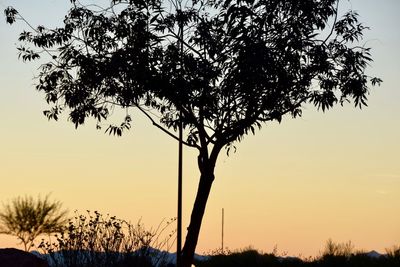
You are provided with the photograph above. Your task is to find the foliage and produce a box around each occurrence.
[5,0,380,266]
[197,248,283,267]
[0,195,67,251]
[385,245,400,260]
[197,245,400,267]
[3,0,381,146]
[321,238,355,258]
[38,210,176,267]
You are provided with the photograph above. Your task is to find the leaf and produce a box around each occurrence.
[4,7,18,24]
[371,77,382,86]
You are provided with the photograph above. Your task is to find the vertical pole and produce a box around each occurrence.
[177,3,183,267]
[177,111,182,267]
[222,208,224,254]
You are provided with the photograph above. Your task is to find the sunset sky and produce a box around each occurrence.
[0,0,399,257]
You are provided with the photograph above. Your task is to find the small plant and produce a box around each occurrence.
[322,238,355,258]
[197,247,281,267]
[386,245,400,259]
[0,195,67,251]
[205,247,232,256]
[38,210,176,267]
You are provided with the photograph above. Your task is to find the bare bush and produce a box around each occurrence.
[38,210,175,267]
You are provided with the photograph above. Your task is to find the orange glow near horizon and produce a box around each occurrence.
[0,0,399,258]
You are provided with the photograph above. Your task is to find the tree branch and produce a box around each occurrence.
[135,104,201,149]
[323,0,340,44]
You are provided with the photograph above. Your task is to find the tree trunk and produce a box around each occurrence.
[181,166,215,267]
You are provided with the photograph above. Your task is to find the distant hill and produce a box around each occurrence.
[29,248,393,267]
[31,247,209,267]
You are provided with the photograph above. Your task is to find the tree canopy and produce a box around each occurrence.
[5,0,380,266]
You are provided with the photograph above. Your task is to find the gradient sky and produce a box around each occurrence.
[0,0,399,257]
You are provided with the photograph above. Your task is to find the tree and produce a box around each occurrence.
[5,0,380,265]
[0,195,68,251]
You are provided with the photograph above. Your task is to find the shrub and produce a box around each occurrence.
[38,210,175,267]
[386,245,400,259]
[321,239,355,258]
[197,242,400,267]
[197,247,282,267]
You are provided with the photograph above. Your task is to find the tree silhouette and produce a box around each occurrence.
[5,0,380,266]
[0,195,67,251]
